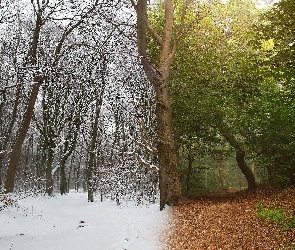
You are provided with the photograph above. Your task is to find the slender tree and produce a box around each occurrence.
[4,1,45,193]
[87,54,108,202]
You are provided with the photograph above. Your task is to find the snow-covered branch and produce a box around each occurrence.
[137,117,158,155]
[126,152,159,172]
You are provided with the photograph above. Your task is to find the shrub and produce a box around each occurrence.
[256,206,295,231]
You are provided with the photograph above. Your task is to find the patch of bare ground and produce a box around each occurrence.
[164,187,295,250]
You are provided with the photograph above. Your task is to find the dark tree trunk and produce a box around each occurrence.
[4,81,41,193]
[4,9,44,193]
[87,110,99,202]
[223,133,256,191]
[45,148,54,196]
[1,85,27,188]
[60,157,67,195]
[87,56,107,202]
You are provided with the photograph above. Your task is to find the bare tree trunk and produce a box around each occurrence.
[45,147,54,195]
[87,55,107,202]
[4,81,41,193]
[135,0,182,210]
[60,117,81,195]
[87,95,102,202]
[0,84,22,188]
[59,157,67,195]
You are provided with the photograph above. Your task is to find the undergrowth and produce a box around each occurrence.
[256,204,295,232]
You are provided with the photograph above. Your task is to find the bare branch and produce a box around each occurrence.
[137,118,158,154]
[100,12,137,43]
[52,42,87,64]
[52,0,99,67]
[127,152,159,172]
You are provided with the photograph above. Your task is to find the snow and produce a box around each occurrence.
[0,192,169,250]
[51,164,60,176]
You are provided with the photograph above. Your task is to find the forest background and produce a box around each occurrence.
[0,0,294,209]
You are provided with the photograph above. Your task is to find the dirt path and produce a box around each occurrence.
[164,189,295,250]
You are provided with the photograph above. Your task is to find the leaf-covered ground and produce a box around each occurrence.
[164,187,295,250]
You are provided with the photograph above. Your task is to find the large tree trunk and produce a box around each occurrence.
[59,157,67,195]
[136,0,182,210]
[39,85,55,196]
[4,81,42,193]
[87,89,104,202]
[223,133,256,191]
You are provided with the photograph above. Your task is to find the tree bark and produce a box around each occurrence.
[45,146,54,196]
[87,105,99,202]
[0,84,22,188]
[59,157,67,195]
[135,0,182,210]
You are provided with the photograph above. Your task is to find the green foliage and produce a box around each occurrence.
[252,0,295,187]
[169,0,265,191]
[256,0,295,82]
[248,82,295,187]
[256,206,295,231]
[169,0,262,138]
[257,207,286,222]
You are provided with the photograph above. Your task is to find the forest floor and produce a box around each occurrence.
[0,191,168,250]
[164,186,295,250]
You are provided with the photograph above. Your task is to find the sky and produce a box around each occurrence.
[256,0,280,8]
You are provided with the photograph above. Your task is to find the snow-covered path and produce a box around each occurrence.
[0,193,169,250]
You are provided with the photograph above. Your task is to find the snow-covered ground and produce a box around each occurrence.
[0,192,169,250]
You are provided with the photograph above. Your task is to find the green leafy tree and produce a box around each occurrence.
[167,0,261,191]
[258,0,295,82]
[252,0,295,186]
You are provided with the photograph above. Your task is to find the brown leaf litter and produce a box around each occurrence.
[163,187,295,250]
